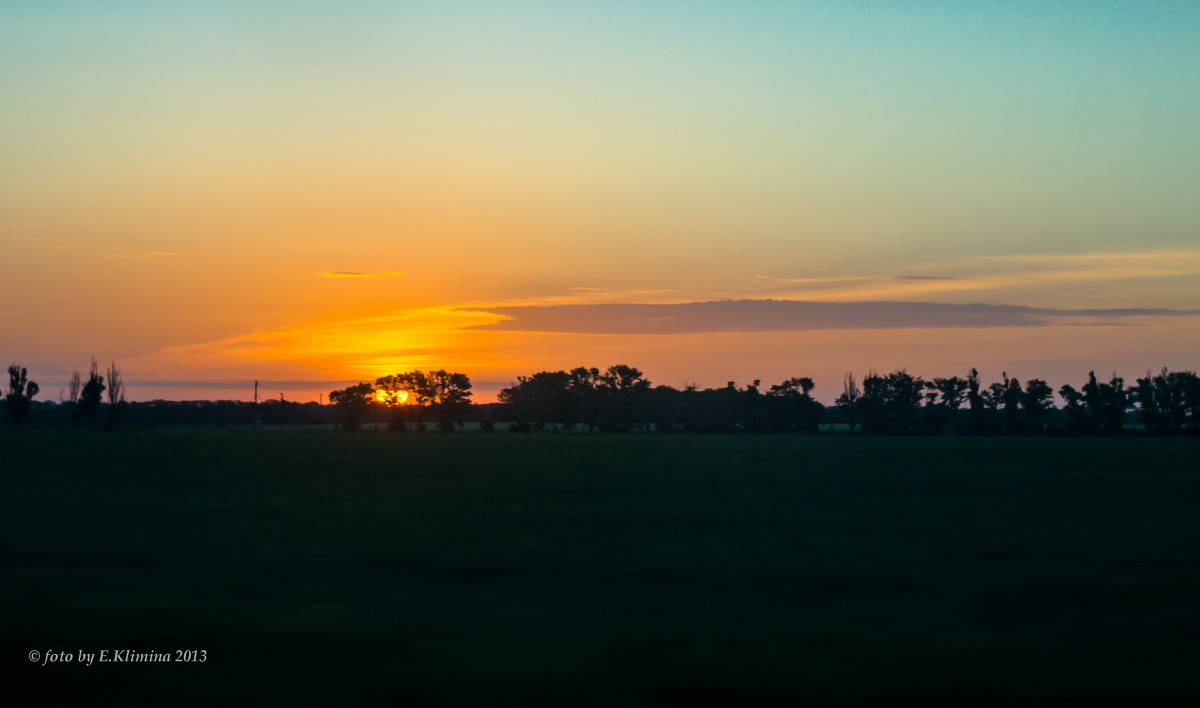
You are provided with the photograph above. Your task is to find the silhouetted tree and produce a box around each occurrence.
[1094,372,1128,432]
[718,381,741,432]
[673,383,699,432]
[1021,379,1053,432]
[853,370,927,433]
[568,366,601,432]
[1173,370,1200,431]
[6,364,40,429]
[1134,371,1161,432]
[645,384,684,433]
[499,370,571,431]
[1102,374,1132,433]
[1182,372,1200,430]
[834,372,861,432]
[396,370,433,430]
[768,377,822,432]
[996,372,1023,433]
[1071,371,1131,433]
[79,358,105,430]
[858,371,888,432]
[885,369,926,432]
[329,383,374,431]
[423,369,473,431]
[496,383,528,432]
[62,368,82,428]
[105,360,126,431]
[1059,383,1088,432]
[598,365,650,431]
[1134,368,1198,433]
[966,368,989,432]
[1154,368,1187,431]
[375,374,411,431]
[930,376,968,432]
[743,379,769,432]
[1081,372,1104,431]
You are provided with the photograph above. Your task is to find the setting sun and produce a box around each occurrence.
[375,389,408,405]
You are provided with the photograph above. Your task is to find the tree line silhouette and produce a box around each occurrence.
[5,360,1199,435]
[330,369,474,432]
[5,358,124,430]
[323,364,1200,436]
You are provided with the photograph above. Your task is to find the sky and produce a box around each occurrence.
[3,1,1199,403]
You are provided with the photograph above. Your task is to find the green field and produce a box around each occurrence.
[5,431,1200,705]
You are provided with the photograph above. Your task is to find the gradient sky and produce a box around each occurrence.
[3,1,1199,402]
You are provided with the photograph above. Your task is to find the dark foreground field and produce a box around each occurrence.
[4,431,1200,706]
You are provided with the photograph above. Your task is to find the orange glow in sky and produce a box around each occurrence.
[376,389,409,405]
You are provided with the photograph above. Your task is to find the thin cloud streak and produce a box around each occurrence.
[126,379,364,390]
[127,377,518,390]
[321,271,404,279]
[755,249,1200,302]
[463,300,1200,335]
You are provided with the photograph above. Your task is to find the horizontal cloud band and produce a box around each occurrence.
[463,300,1200,335]
[321,271,404,278]
[125,378,516,390]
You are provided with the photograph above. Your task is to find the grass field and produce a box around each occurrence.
[4,430,1200,705]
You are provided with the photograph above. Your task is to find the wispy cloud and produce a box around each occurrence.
[461,299,1200,335]
[321,271,404,279]
[974,250,1200,266]
[126,378,363,390]
[755,274,866,285]
[753,249,1200,302]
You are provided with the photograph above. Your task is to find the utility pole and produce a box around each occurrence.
[253,380,261,430]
